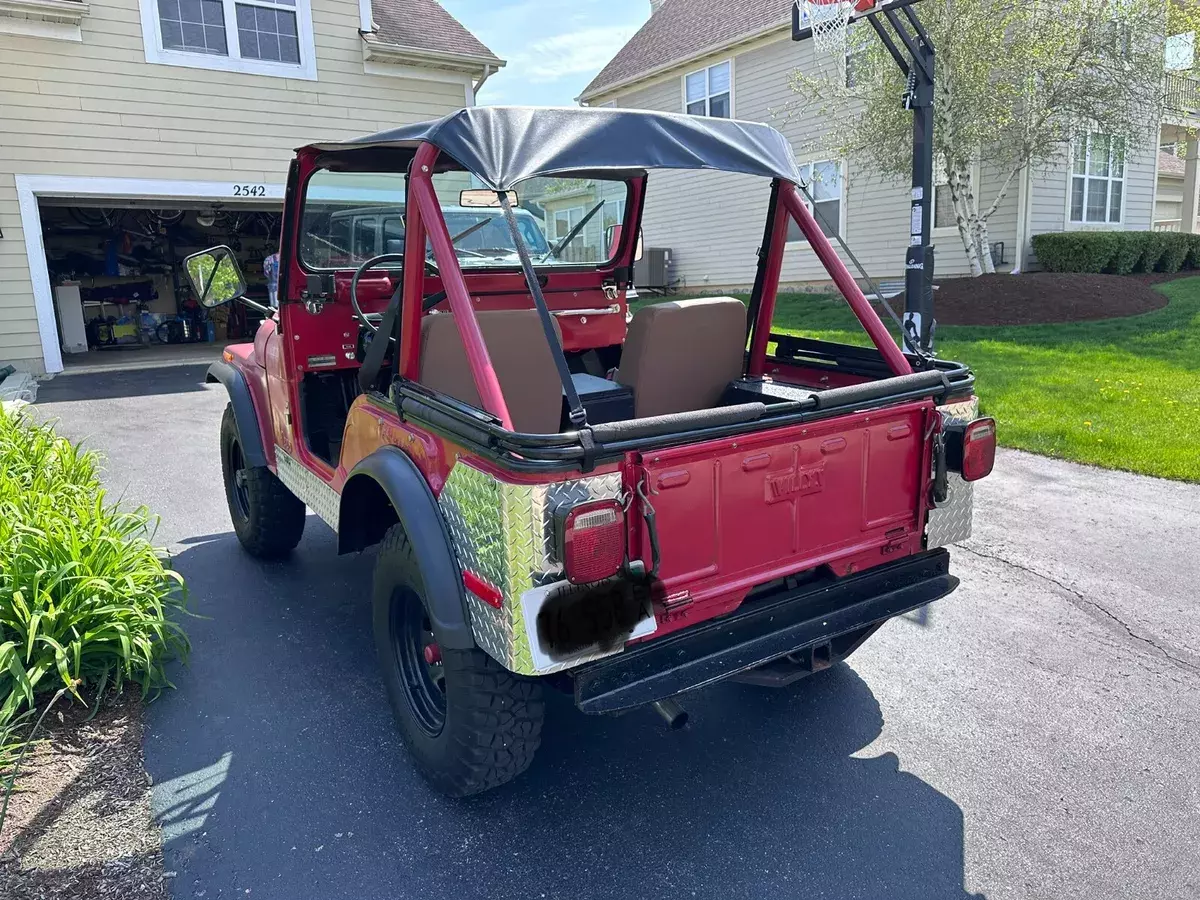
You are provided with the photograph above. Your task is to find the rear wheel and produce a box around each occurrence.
[372,524,544,797]
[220,405,305,558]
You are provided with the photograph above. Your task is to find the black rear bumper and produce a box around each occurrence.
[573,549,957,713]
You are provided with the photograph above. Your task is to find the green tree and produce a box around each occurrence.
[791,0,1173,275]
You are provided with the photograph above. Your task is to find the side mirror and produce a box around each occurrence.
[184,246,246,309]
[606,224,645,261]
[385,239,405,254]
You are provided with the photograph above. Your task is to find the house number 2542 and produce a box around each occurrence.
[233,184,267,197]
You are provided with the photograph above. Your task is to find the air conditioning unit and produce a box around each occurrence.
[633,247,671,294]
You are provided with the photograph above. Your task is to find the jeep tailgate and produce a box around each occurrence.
[631,399,935,631]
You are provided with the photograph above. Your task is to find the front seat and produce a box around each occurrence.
[418,309,564,434]
[616,298,748,418]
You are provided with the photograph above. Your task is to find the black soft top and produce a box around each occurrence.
[306,106,802,190]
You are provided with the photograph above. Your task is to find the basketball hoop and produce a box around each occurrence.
[799,0,855,55]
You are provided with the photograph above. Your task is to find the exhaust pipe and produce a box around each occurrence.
[651,698,689,730]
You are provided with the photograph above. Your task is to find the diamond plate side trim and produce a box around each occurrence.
[438,462,625,675]
[926,397,979,549]
[275,447,340,532]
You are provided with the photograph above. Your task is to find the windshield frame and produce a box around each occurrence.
[296,165,633,274]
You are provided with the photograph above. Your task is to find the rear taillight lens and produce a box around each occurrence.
[556,500,625,584]
[960,417,996,482]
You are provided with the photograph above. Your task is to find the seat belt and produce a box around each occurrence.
[497,193,588,429]
[358,281,402,395]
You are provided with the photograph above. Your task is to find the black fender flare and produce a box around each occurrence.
[206,360,268,468]
[339,447,475,649]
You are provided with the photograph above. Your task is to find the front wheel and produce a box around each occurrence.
[372,524,544,797]
[220,405,305,558]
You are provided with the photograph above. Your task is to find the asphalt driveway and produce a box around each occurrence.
[37,365,1200,900]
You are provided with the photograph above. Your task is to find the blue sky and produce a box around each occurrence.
[441,0,651,106]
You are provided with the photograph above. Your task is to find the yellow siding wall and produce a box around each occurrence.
[0,0,472,372]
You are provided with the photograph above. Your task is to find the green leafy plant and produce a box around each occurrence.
[1138,231,1168,273]
[0,409,189,727]
[1158,232,1191,274]
[1031,232,1118,273]
[1184,234,1200,270]
[1110,232,1147,275]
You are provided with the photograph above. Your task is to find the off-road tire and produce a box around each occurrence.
[372,523,544,797]
[220,404,305,559]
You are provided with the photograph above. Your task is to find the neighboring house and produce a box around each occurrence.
[0,0,501,375]
[519,178,628,263]
[580,0,1195,293]
[1154,72,1200,231]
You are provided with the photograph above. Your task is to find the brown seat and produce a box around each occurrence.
[616,298,747,418]
[419,310,564,434]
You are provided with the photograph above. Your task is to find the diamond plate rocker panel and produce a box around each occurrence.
[275,447,340,532]
[438,462,624,675]
[926,397,979,549]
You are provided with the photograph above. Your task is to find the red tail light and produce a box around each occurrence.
[960,417,996,482]
[556,500,626,584]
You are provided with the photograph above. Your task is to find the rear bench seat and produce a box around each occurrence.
[616,298,747,418]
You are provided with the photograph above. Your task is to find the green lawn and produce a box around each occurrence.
[651,277,1200,482]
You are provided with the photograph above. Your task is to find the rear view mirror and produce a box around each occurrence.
[385,239,405,254]
[459,189,518,208]
[184,246,246,309]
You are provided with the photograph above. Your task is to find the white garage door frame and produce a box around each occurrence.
[15,175,286,374]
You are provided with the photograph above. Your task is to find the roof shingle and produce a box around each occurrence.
[581,0,791,100]
[371,0,502,63]
[1160,150,1186,178]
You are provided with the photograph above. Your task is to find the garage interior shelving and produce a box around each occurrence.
[39,199,281,370]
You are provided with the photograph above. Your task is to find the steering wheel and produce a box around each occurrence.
[350,253,448,335]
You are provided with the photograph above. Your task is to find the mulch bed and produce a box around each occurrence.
[0,690,166,900]
[928,272,1176,326]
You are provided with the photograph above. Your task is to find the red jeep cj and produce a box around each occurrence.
[187,107,995,797]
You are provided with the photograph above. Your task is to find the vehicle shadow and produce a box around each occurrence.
[148,526,983,900]
[37,364,213,404]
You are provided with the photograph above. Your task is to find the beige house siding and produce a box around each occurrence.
[593,31,1156,291]
[1024,135,1158,266]
[0,0,475,373]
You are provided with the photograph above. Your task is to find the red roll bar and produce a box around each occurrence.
[774,181,912,377]
[404,142,515,430]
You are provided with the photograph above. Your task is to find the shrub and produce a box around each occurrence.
[1109,232,1146,275]
[0,409,188,726]
[1183,234,1200,270]
[1031,232,1118,273]
[1137,231,1168,273]
[1158,232,1191,274]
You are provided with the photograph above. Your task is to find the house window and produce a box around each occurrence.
[138,0,316,79]
[787,159,843,242]
[550,207,585,240]
[1070,133,1125,224]
[684,61,732,118]
[234,0,300,64]
[604,198,627,228]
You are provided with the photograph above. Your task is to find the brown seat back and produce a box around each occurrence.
[418,310,564,434]
[616,298,747,418]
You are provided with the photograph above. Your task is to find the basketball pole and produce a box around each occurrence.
[794,0,938,354]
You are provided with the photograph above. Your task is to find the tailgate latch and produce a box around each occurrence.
[626,477,662,580]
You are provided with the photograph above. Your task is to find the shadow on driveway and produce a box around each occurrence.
[38,365,213,404]
[148,524,982,900]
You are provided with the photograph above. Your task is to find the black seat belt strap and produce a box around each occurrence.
[358,282,402,394]
[497,192,588,428]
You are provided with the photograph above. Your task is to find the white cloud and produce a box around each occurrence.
[510,25,638,84]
